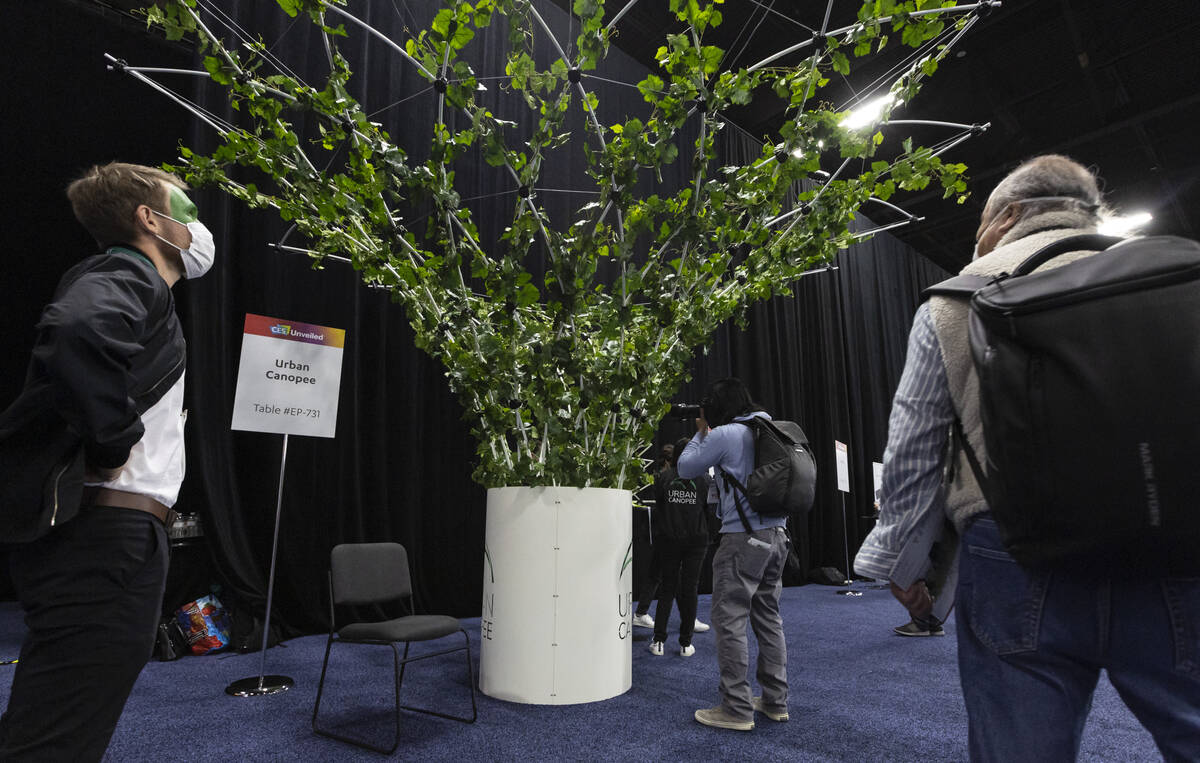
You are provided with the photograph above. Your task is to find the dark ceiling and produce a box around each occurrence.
[557,0,1200,272]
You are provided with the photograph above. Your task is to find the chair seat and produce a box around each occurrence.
[338,614,462,643]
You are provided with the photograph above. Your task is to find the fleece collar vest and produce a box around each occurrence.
[927,209,1102,532]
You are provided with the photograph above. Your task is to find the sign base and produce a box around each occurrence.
[225,675,294,697]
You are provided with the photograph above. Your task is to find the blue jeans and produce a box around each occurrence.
[956,515,1200,762]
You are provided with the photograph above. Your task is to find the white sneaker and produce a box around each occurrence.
[693,619,710,633]
[649,641,664,656]
[632,613,655,629]
[680,644,696,657]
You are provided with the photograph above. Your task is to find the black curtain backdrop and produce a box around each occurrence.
[3,0,950,631]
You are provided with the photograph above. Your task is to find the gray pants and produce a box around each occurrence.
[711,527,789,721]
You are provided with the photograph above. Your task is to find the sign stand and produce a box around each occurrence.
[225,314,346,698]
[832,440,866,597]
[835,492,863,597]
[226,434,294,697]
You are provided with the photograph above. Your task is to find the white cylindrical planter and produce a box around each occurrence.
[478,486,633,704]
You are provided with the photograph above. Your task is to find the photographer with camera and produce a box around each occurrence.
[677,378,790,731]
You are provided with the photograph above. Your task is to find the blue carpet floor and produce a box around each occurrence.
[0,585,1159,761]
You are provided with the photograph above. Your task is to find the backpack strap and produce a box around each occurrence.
[728,419,760,534]
[718,468,755,534]
[1010,233,1122,276]
[951,416,991,499]
[922,274,993,302]
[922,234,1125,302]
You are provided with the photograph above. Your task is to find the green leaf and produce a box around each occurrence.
[203,55,232,85]
[831,51,850,76]
[275,0,301,18]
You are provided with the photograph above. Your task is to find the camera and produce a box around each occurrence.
[668,403,702,420]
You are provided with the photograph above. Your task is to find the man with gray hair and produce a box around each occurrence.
[855,154,1200,760]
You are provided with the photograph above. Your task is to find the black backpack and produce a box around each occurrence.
[720,418,817,532]
[924,234,1200,572]
[654,470,709,543]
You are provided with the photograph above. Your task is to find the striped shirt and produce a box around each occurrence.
[853,303,956,588]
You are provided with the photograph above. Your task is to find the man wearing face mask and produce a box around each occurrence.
[855,154,1200,760]
[0,162,215,761]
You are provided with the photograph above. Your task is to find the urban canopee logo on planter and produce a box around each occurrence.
[617,541,633,640]
[481,544,496,642]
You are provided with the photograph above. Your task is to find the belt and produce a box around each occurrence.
[84,487,174,525]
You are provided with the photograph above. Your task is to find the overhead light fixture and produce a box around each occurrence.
[841,94,895,130]
[1098,211,1153,236]
[790,147,805,159]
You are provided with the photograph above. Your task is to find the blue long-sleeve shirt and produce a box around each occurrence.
[677,411,788,534]
[854,304,958,611]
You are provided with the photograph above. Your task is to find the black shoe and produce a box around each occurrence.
[893,618,944,637]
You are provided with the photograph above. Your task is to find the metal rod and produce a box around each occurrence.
[865,196,919,220]
[820,0,835,35]
[840,491,851,581]
[749,2,995,73]
[850,217,923,240]
[747,36,817,72]
[124,66,211,77]
[605,0,641,31]
[106,54,231,136]
[325,5,435,81]
[257,433,289,683]
[270,243,352,263]
[745,0,814,33]
[826,2,999,39]
[931,131,977,158]
[884,119,979,131]
[529,4,571,63]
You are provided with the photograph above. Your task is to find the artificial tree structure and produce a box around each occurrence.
[134,0,988,492]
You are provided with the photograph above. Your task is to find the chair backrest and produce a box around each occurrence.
[330,542,413,606]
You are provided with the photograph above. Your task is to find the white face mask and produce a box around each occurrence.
[151,210,216,279]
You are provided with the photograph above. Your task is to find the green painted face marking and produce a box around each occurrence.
[167,185,198,224]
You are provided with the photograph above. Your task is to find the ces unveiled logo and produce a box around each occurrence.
[270,323,325,342]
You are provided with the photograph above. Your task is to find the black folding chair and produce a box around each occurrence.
[311,542,477,754]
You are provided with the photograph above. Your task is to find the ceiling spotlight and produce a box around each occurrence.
[790,147,805,159]
[1097,211,1153,236]
[841,94,895,130]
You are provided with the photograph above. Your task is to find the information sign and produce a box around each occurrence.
[835,440,850,493]
[230,313,345,438]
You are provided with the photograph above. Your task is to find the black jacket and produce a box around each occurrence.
[0,246,185,542]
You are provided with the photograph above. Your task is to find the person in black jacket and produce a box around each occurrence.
[648,437,711,657]
[0,162,215,761]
